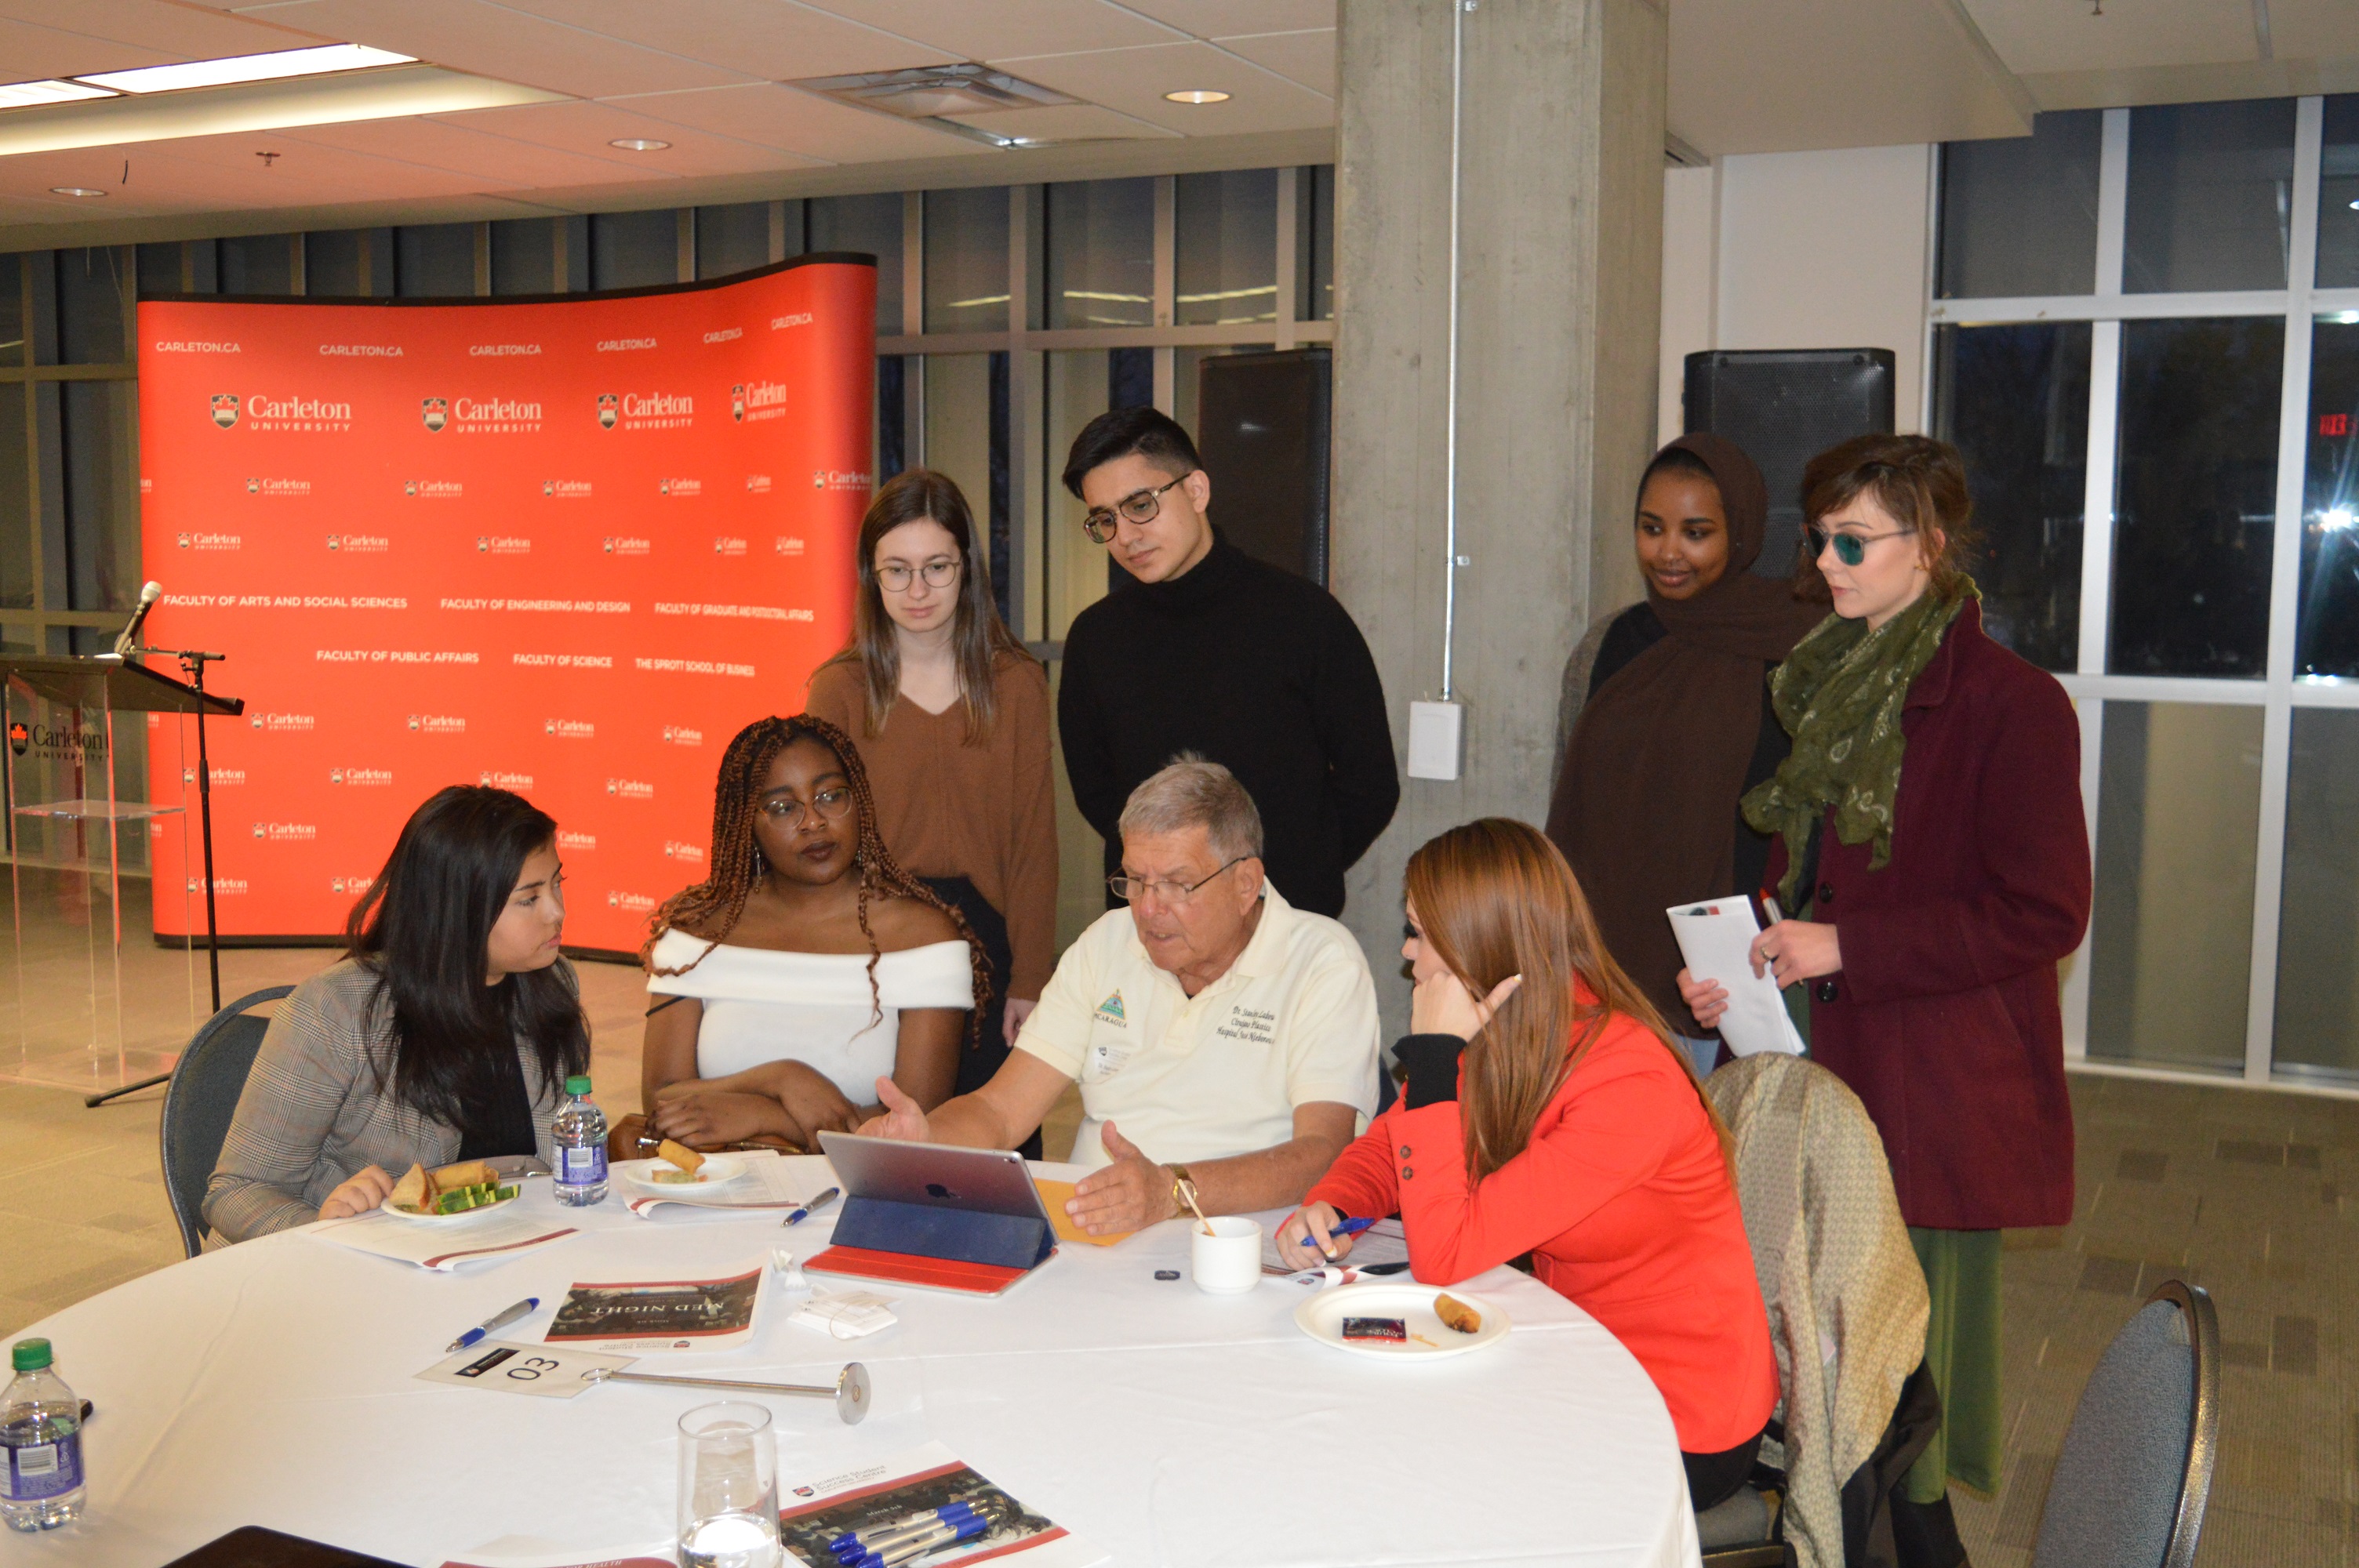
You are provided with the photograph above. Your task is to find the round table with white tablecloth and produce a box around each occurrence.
[15,1156,1703,1568]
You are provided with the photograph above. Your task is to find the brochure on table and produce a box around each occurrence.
[543,1264,767,1352]
[779,1442,1106,1568]
[308,1210,580,1271]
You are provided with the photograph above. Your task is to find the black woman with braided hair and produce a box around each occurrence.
[638,714,990,1151]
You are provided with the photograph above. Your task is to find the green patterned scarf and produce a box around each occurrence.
[1742,577,1977,904]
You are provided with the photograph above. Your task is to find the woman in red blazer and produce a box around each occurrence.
[1682,434,2091,1553]
[1279,818,1778,1511]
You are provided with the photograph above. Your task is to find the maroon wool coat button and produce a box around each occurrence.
[1815,980,1838,1004]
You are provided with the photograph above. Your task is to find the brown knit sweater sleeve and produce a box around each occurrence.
[999,656,1060,1000]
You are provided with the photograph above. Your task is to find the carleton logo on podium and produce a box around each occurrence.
[211,394,240,429]
[597,393,620,430]
[422,397,449,433]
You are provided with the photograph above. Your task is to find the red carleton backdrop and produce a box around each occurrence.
[136,256,876,953]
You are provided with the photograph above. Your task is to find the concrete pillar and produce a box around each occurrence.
[1331,0,1667,1033]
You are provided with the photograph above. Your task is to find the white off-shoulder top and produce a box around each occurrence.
[646,930,974,1102]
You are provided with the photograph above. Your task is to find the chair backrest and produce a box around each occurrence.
[2031,1279,2219,1568]
[159,985,296,1257]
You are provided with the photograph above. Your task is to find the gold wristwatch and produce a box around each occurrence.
[1168,1163,1195,1221]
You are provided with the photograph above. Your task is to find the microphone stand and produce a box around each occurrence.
[83,644,227,1109]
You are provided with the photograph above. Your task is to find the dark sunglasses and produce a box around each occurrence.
[1808,524,1916,568]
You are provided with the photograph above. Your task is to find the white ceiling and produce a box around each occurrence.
[0,0,2354,248]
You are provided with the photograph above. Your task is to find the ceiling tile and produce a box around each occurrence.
[493,0,953,79]
[1960,0,2258,75]
[0,20,184,79]
[2264,0,2359,59]
[939,103,1180,141]
[1117,0,1334,41]
[0,0,318,60]
[277,115,672,188]
[808,0,1182,61]
[244,0,758,97]
[605,82,995,163]
[995,40,1332,136]
[429,97,826,177]
[1214,30,1333,98]
[3,134,505,216]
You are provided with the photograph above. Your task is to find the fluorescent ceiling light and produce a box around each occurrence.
[49,187,105,198]
[609,137,670,151]
[0,80,114,110]
[76,44,412,96]
[1164,89,1230,104]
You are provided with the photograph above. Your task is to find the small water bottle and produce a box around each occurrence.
[1,1339,83,1531]
[551,1073,609,1207]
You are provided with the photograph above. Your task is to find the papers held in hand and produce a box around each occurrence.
[1664,899,1807,1059]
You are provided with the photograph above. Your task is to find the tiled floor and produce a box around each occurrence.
[1951,1069,2358,1567]
[0,934,2345,1563]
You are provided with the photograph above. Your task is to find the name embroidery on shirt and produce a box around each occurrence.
[1216,1004,1276,1045]
[1094,991,1127,1027]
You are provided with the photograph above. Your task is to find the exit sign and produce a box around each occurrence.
[2325,413,2354,437]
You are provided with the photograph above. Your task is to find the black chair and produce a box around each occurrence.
[2030,1279,2219,1568]
[158,985,294,1257]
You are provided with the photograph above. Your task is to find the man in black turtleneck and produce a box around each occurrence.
[1056,407,1398,917]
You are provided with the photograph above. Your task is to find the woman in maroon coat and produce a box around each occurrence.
[1681,434,2089,1557]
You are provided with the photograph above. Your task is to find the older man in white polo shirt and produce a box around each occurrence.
[863,756,1380,1235]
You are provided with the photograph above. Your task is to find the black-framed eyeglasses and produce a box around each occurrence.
[1083,474,1193,544]
[1808,524,1917,568]
[758,786,854,829]
[1107,855,1245,905]
[875,557,960,593]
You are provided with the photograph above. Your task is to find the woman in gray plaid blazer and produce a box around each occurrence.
[205,786,591,1243]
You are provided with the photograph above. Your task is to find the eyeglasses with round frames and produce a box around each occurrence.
[1107,855,1245,905]
[758,786,854,829]
[1083,473,1194,544]
[1808,524,1917,568]
[875,557,961,593]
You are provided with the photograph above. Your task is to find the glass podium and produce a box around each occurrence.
[0,655,242,1098]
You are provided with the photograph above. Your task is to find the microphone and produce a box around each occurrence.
[113,580,163,659]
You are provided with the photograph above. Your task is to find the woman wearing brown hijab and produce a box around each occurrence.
[1543,434,1826,1076]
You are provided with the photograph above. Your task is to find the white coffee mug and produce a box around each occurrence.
[1191,1216,1262,1294]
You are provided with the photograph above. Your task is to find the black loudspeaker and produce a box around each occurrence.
[1684,348,1896,578]
[1197,347,1332,585]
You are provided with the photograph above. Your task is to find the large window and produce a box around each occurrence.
[1935,95,2359,1092]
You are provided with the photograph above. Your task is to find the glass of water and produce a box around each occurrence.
[677,1401,779,1568]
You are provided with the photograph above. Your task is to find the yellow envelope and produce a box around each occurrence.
[1034,1178,1137,1247]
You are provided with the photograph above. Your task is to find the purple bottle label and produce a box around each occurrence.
[4,1428,82,1501]
[562,1145,605,1182]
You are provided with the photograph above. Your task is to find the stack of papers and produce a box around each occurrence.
[1663,899,1807,1058]
[310,1210,580,1272]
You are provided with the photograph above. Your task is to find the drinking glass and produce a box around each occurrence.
[677,1401,779,1568]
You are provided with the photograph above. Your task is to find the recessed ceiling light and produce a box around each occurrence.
[0,80,116,110]
[2349,198,2359,211]
[75,44,412,96]
[1164,89,1230,104]
[609,137,671,151]
[49,186,105,198]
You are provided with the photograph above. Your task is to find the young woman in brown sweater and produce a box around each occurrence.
[805,469,1056,1156]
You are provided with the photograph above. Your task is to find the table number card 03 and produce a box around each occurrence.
[416,1341,636,1399]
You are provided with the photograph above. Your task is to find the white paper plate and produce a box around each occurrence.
[376,1187,521,1224]
[1293,1283,1510,1360]
[616,1153,747,1192]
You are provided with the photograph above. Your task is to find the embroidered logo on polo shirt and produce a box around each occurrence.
[1094,991,1127,1026]
[1216,1004,1277,1045]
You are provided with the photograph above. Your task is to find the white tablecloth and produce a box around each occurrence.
[18,1157,1702,1568]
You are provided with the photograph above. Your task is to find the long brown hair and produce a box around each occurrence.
[822,469,1038,744]
[1403,818,1732,1183]
[639,713,990,1044]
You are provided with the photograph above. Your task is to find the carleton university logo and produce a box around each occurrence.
[597,393,619,430]
[731,383,746,423]
[542,480,555,496]
[245,477,260,495]
[403,480,419,497]
[211,394,240,429]
[421,397,449,433]
[7,723,25,757]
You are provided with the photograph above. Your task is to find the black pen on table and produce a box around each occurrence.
[783,1186,839,1227]
[448,1297,540,1352]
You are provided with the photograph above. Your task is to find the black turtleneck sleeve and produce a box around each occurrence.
[1056,538,1400,916]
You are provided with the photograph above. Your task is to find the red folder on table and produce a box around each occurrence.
[805,1133,1057,1297]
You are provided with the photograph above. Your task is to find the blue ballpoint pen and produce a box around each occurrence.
[448,1297,539,1352]
[783,1186,841,1227]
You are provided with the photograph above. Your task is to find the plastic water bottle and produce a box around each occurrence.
[551,1073,609,1207]
[0,1339,83,1531]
